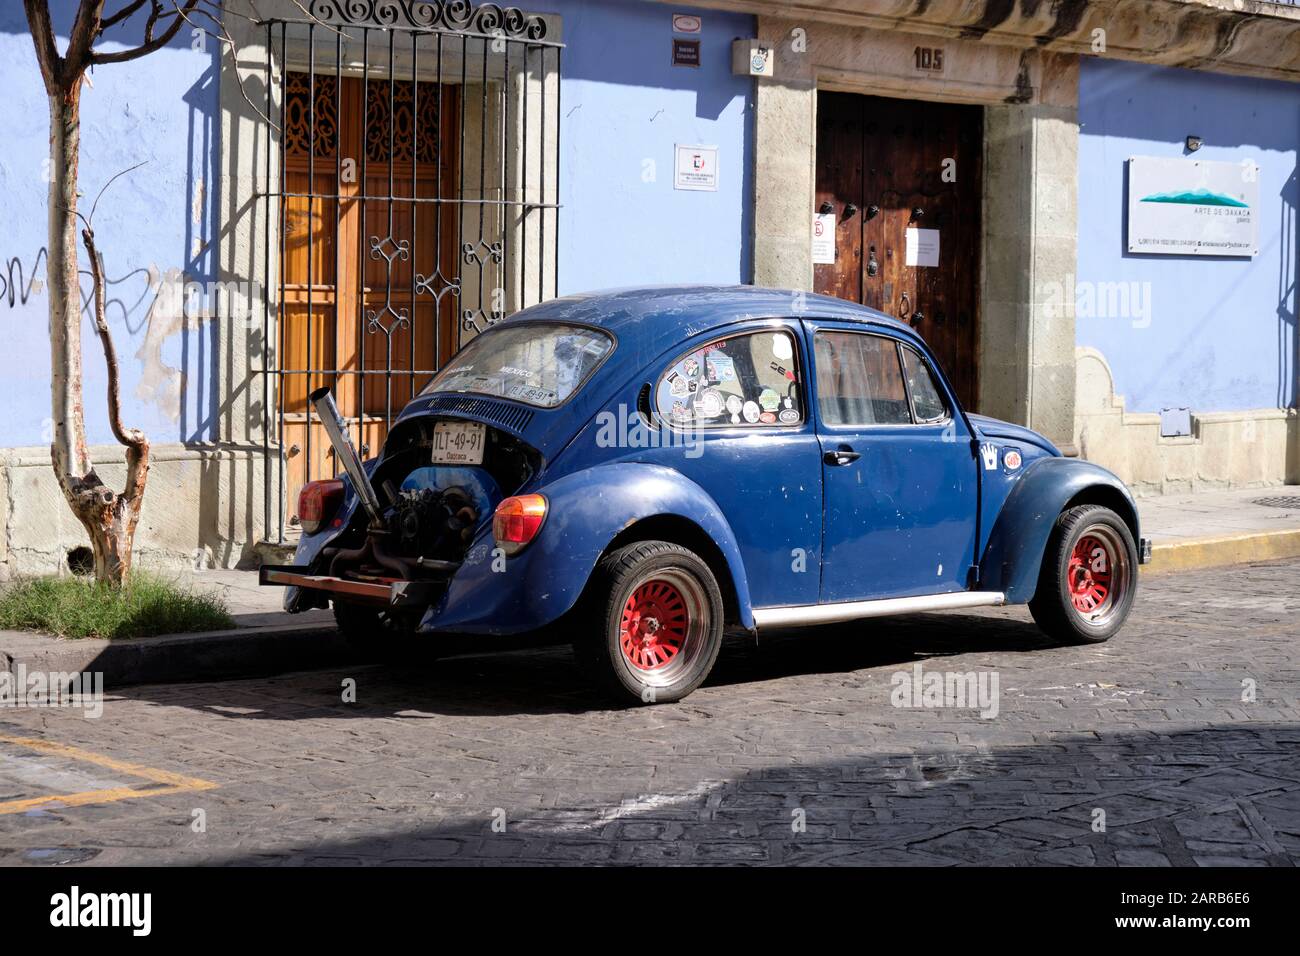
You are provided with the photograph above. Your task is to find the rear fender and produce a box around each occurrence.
[421,462,755,634]
[283,462,376,612]
[980,457,1140,602]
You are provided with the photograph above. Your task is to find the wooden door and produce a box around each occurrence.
[814,92,981,408]
[280,71,460,519]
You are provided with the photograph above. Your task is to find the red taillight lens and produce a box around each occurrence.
[297,478,345,534]
[492,494,547,555]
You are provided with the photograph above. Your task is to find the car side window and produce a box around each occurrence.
[813,331,912,426]
[901,346,948,423]
[654,329,803,428]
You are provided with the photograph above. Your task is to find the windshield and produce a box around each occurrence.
[421,323,614,408]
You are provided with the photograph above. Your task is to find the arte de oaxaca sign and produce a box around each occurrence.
[1127,156,1258,257]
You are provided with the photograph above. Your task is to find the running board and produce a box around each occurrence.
[752,591,1007,631]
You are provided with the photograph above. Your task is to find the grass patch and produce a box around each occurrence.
[0,572,233,640]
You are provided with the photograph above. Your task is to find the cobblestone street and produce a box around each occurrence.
[1,560,1297,866]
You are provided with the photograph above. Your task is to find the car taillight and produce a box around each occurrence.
[493,494,547,555]
[297,478,345,534]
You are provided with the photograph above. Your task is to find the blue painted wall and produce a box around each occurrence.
[0,0,752,449]
[0,1,220,447]
[551,0,755,292]
[1077,58,1298,413]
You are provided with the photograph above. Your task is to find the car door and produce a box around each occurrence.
[805,321,979,603]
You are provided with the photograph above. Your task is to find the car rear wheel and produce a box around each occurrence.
[575,540,725,704]
[1028,504,1138,645]
[333,601,435,662]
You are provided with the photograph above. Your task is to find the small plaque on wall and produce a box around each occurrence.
[674,145,718,191]
[672,38,700,67]
[1127,156,1258,257]
[811,213,836,264]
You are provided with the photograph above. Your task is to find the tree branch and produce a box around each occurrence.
[100,0,147,31]
[22,0,62,94]
[64,0,106,78]
[88,0,199,66]
[81,227,142,451]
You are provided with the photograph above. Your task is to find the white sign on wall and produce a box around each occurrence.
[1127,156,1258,257]
[674,144,718,191]
[672,13,702,34]
[905,227,940,268]
[811,213,836,264]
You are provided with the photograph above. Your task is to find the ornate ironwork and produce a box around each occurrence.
[284,72,338,157]
[462,239,503,266]
[414,268,461,305]
[366,235,411,335]
[365,78,441,164]
[307,0,549,39]
[257,2,562,542]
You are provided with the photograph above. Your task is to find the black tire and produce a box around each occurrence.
[574,540,725,705]
[333,601,435,662]
[1028,504,1138,645]
[333,601,384,641]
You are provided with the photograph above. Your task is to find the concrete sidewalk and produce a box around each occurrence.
[182,568,331,630]
[1139,486,1300,571]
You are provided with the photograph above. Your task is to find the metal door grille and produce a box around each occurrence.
[254,0,562,542]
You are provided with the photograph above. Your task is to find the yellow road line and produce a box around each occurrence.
[0,733,217,816]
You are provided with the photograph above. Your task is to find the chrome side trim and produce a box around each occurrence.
[752,591,1007,631]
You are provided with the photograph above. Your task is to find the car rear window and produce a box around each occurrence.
[654,329,804,428]
[421,323,613,408]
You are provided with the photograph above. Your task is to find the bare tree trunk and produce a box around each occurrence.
[47,86,90,480]
[24,0,233,585]
[30,0,151,586]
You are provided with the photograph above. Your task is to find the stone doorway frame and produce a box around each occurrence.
[751,17,1080,448]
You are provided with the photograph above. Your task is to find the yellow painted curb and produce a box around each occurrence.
[1146,528,1300,573]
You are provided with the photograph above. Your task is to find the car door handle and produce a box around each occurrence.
[824,446,861,466]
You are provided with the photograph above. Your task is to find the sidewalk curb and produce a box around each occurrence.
[0,620,363,690]
[1146,528,1300,573]
[2,530,1296,690]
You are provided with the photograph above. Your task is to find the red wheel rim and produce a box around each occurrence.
[620,578,690,671]
[1068,534,1113,615]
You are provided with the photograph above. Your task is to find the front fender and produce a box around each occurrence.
[980,457,1140,602]
[420,462,756,634]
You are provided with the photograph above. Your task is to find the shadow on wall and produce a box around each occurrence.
[1278,166,1298,410]
[180,53,222,443]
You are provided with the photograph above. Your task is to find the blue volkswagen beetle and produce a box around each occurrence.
[263,286,1148,703]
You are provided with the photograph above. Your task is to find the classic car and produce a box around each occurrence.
[262,286,1149,703]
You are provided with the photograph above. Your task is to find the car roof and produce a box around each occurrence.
[501,285,916,350]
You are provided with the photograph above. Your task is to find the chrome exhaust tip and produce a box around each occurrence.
[309,386,384,527]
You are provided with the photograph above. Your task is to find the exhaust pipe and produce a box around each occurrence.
[309,386,384,527]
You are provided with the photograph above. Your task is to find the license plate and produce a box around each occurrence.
[430,420,485,465]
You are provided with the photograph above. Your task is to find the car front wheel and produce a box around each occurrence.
[1028,504,1138,645]
[575,540,725,704]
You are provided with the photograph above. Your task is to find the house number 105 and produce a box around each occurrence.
[914,46,944,72]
